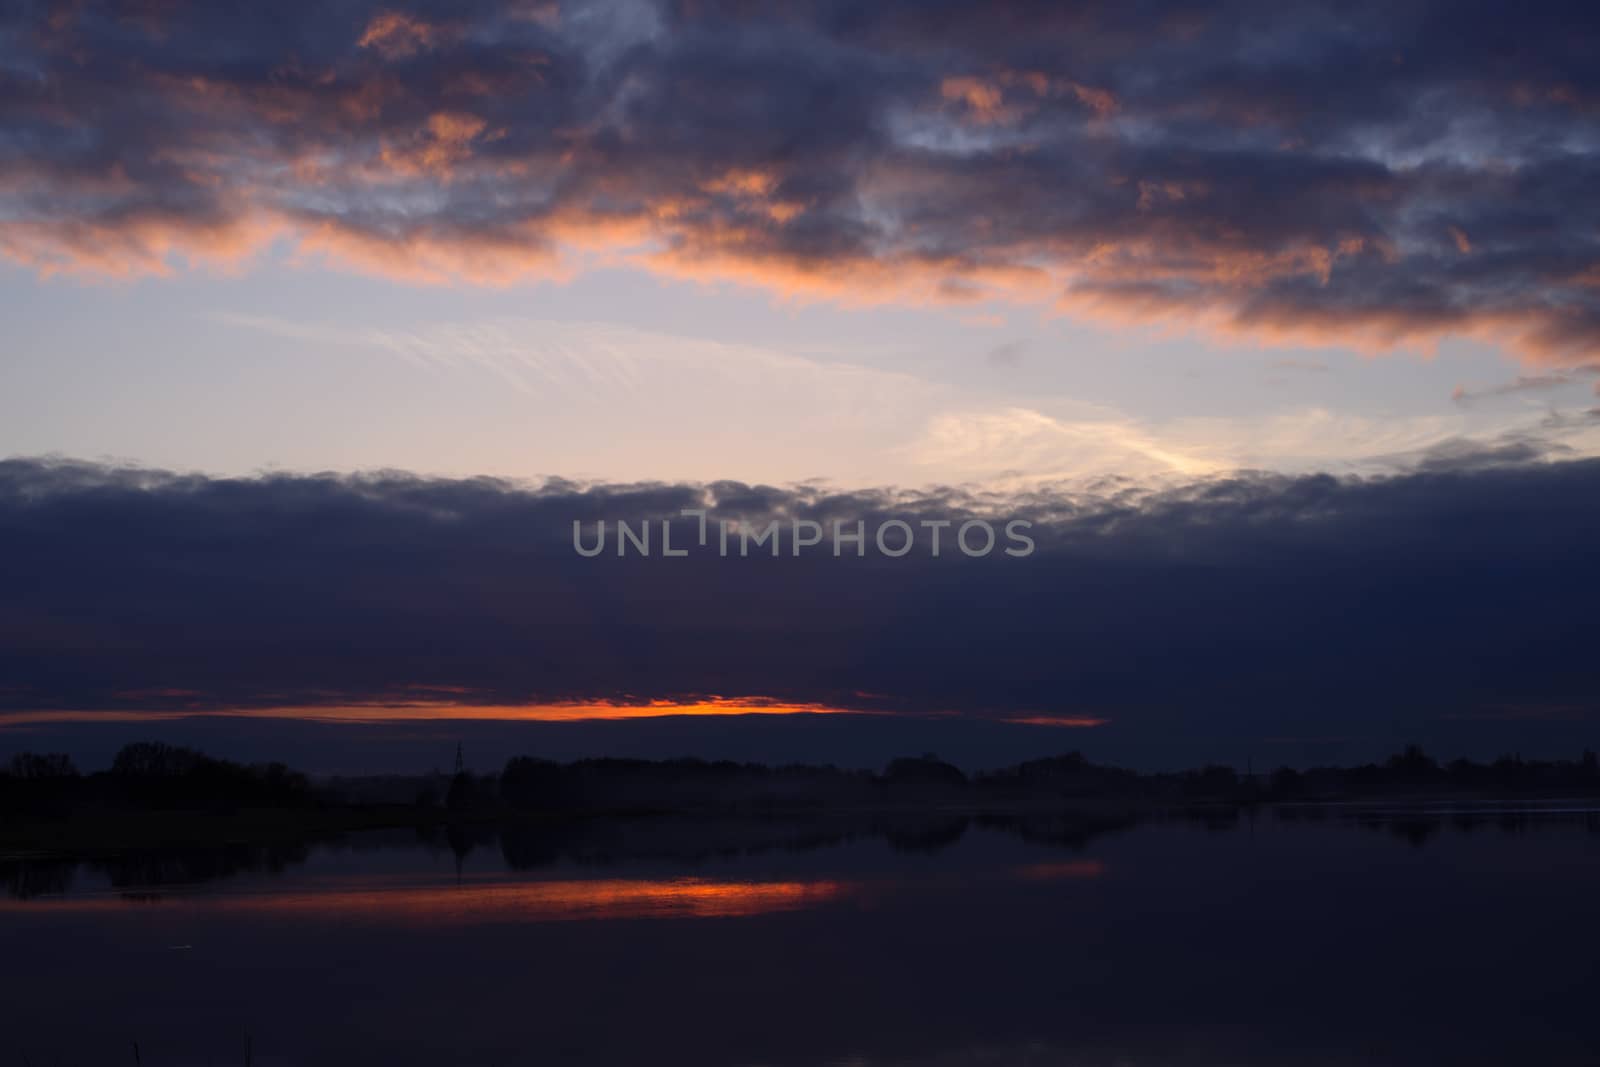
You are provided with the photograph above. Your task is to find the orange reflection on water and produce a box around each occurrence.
[1012,860,1108,882]
[0,876,853,924]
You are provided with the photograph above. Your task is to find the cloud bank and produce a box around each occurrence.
[2,452,1597,762]
[3,1,1600,362]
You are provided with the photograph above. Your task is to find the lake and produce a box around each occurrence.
[3,807,1597,1065]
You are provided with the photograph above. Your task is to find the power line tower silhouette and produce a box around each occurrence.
[454,742,465,776]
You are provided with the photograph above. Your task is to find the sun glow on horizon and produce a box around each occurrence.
[0,696,1110,730]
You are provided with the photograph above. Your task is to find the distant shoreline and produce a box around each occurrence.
[5,742,1598,857]
[6,794,1599,862]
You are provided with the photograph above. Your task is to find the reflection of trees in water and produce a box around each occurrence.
[411,819,498,863]
[879,816,970,855]
[1356,817,1442,848]
[493,812,1040,870]
[498,820,596,871]
[1,841,310,901]
[6,806,1598,899]
[98,841,312,893]
[4,858,77,900]
[503,812,1099,871]
[976,811,1140,851]
[1182,807,1243,833]
[499,817,867,871]
[1341,809,1600,848]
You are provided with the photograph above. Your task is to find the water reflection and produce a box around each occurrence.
[0,874,858,922]
[1,814,1118,922]
[8,805,1593,905]
[2,808,1597,1066]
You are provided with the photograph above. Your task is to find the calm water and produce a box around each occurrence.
[3,808,1598,1065]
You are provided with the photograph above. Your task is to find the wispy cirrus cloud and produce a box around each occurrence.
[1450,367,1600,406]
[2,1,1598,364]
[210,312,1600,486]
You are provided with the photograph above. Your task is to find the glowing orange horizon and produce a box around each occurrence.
[998,715,1111,728]
[0,696,864,728]
[0,696,1109,729]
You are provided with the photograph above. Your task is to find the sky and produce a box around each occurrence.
[2,0,1599,771]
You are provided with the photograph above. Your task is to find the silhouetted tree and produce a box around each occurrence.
[881,753,967,788]
[1269,766,1304,798]
[107,742,310,809]
[1385,744,1438,783]
[7,752,78,780]
[500,756,566,810]
[1183,765,1241,800]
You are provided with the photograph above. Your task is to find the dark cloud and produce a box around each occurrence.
[2,1,1599,360]
[2,453,1598,765]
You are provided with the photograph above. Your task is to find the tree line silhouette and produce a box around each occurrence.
[1,742,312,818]
[4,743,1599,823]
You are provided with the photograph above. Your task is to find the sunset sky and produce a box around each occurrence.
[2,0,1598,771]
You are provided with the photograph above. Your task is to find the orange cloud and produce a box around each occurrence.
[7,1,1598,371]
[997,715,1110,728]
[290,216,567,286]
[1065,81,1119,117]
[941,76,1011,124]
[379,112,489,177]
[0,210,278,279]
[0,695,873,727]
[941,72,1119,125]
[0,696,1114,730]
[358,11,445,59]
